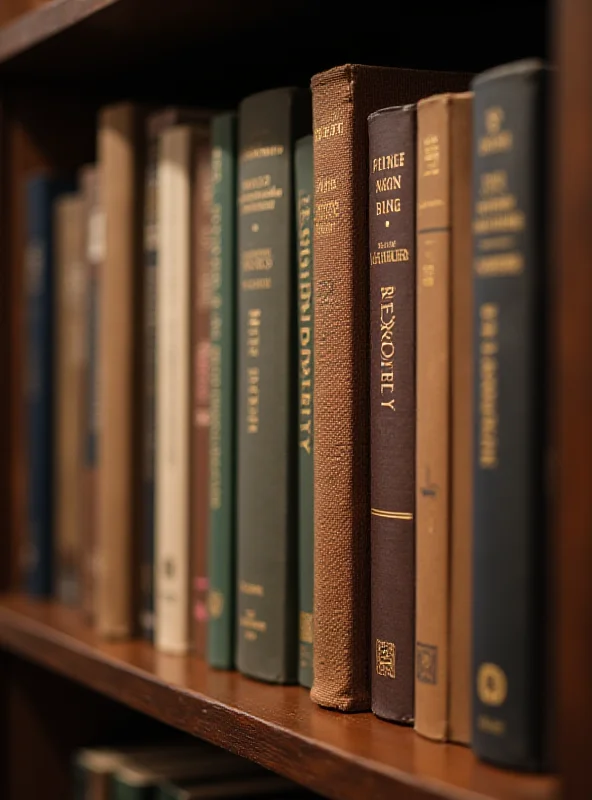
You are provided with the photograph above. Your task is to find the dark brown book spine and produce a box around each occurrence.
[311,64,471,713]
[368,104,416,723]
[191,130,212,657]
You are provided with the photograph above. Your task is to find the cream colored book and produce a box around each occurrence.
[155,125,194,653]
[96,102,148,638]
[53,193,86,607]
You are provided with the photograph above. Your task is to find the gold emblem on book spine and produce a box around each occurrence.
[477,662,508,706]
[376,640,396,679]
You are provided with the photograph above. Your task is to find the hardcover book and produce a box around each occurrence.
[236,87,312,683]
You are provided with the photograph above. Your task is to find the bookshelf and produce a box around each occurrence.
[0,0,587,798]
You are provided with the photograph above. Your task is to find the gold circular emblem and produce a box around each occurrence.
[208,590,224,620]
[477,662,508,706]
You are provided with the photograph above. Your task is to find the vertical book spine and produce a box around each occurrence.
[141,134,158,640]
[471,62,548,770]
[236,88,310,683]
[207,113,237,669]
[414,95,452,741]
[368,104,416,723]
[191,130,212,658]
[295,134,314,689]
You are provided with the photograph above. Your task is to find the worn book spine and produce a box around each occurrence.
[24,174,76,597]
[155,125,193,654]
[80,165,103,625]
[236,87,311,684]
[191,129,212,658]
[207,112,237,670]
[294,134,314,689]
[310,64,471,712]
[97,102,147,638]
[54,193,86,607]
[141,131,158,640]
[471,59,548,770]
[368,104,416,724]
[414,92,473,743]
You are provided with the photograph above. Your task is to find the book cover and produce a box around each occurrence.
[236,87,311,683]
[24,173,76,597]
[207,112,238,670]
[471,59,549,770]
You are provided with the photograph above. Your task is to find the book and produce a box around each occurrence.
[24,173,76,597]
[294,134,314,689]
[190,125,212,658]
[310,64,471,712]
[368,103,417,724]
[53,192,86,607]
[142,107,212,641]
[236,86,311,684]
[96,102,149,638]
[79,164,103,625]
[154,124,196,654]
[207,112,238,670]
[414,92,473,743]
[157,774,302,800]
[471,59,549,770]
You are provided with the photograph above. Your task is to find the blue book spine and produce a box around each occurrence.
[25,174,76,596]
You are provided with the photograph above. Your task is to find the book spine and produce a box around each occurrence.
[368,104,416,723]
[155,126,192,654]
[24,179,53,597]
[294,134,314,689]
[236,87,311,684]
[97,103,144,638]
[414,95,453,740]
[141,134,158,640]
[448,95,474,746]
[54,195,86,607]
[80,167,103,625]
[191,131,212,658]
[207,112,237,670]
[471,62,548,770]
[24,177,75,596]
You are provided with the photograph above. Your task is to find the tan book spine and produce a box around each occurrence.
[448,94,473,745]
[155,125,193,654]
[414,92,473,742]
[97,103,145,638]
[310,64,472,712]
[53,193,86,607]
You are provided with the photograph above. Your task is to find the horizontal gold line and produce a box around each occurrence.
[371,509,414,520]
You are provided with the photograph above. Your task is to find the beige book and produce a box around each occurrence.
[96,102,148,638]
[414,92,473,744]
[53,193,86,607]
[154,125,194,653]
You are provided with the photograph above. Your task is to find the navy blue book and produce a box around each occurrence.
[25,173,76,596]
[471,60,549,771]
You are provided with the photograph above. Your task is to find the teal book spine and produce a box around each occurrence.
[236,87,312,683]
[207,112,238,669]
[294,134,314,689]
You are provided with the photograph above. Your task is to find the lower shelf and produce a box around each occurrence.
[0,594,558,800]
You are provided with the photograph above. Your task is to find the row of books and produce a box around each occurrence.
[73,741,315,799]
[22,56,550,773]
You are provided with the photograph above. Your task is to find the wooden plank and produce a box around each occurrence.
[554,0,592,798]
[0,594,559,800]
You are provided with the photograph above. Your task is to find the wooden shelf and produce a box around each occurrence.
[0,594,558,800]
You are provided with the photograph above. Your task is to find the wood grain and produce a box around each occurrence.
[0,594,559,800]
[554,0,592,798]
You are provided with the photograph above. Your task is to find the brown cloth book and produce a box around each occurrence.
[414,92,473,743]
[310,64,471,712]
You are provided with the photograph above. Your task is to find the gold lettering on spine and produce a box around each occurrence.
[246,308,261,434]
[379,286,396,411]
[478,303,499,468]
[298,189,313,455]
[313,115,343,238]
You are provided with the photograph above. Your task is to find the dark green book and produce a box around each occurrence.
[471,59,549,771]
[294,134,314,689]
[207,112,238,669]
[236,87,312,683]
